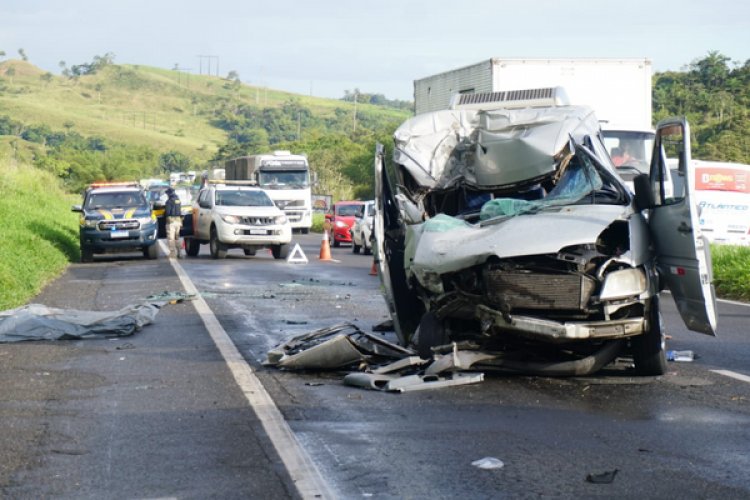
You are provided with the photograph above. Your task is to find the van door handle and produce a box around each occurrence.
[677,221,692,233]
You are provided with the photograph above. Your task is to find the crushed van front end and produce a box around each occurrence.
[374,89,671,375]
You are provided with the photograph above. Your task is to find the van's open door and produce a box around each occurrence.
[373,144,424,346]
[647,118,717,335]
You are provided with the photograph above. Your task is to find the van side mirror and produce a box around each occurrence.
[633,173,654,212]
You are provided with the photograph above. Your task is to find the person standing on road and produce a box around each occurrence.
[165,187,183,259]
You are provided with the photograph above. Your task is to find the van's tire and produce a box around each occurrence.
[186,238,201,257]
[352,241,361,254]
[417,312,448,359]
[632,296,667,375]
[209,226,227,259]
[272,244,289,260]
[144,243,158,260]
[80,245,94,263]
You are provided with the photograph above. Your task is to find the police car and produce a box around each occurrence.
[71,182,158,262]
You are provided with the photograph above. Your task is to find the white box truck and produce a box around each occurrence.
[414,58,654,173]
[224,151,314,233]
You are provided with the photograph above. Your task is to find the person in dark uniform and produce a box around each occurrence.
[164,187,183,258]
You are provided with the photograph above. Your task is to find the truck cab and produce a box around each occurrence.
[224,151,314,233]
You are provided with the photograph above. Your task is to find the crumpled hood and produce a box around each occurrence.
[393,105,599,189]
[406,204,630,278]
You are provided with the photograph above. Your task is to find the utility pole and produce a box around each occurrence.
[173,65,192,87]
[197,55,219,76]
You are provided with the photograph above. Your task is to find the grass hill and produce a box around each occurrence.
[0,59,410,163]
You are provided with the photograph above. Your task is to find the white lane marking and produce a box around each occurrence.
[717,297,750,307]
[159,241,333,499]
[711,369,750,384]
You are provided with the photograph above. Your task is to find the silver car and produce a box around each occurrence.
[373,88,716,376]
[351,200,375,255]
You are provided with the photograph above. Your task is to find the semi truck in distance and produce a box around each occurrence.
[224,151,314,233]
[413,58,654,174]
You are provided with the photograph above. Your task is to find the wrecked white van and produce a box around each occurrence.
[373,88,716,376]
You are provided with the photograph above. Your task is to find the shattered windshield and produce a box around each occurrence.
[479,148,614,222]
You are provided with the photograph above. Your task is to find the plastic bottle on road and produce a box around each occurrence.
[667,350,694,362]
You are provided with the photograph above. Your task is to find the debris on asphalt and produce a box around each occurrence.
[471,457,505,470]
[372,319,394,332]
[264,323,414,370]
[667,350,695,362]
[344,370,484,393]
[266,324,490,392]
[0,302,160,343]
[586,469,619,484]
[145,291,197,304]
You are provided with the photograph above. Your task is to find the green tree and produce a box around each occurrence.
[690,51,731,88]
[159,150,192,173]
[17,48,27,61]
[653,51,750,163]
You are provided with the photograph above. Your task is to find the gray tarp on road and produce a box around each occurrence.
[0,303,161,342]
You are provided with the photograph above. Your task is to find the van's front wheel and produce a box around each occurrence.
[632,296,667,376]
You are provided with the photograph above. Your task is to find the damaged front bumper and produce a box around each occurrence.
[476,305,645,342]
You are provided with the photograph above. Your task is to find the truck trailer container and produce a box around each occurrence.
[414,58,654,173]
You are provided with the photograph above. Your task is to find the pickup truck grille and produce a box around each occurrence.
[98,220,140,231]
[238,216,275,226]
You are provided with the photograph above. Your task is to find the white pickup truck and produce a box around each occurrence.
[186,181,292,259]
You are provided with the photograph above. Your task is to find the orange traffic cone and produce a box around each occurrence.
[369,258,377,276]
[319,229,332,261]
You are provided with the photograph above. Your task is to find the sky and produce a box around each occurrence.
[1,0,748,101]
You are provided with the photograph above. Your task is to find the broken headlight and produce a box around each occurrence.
[599,268,646,301]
